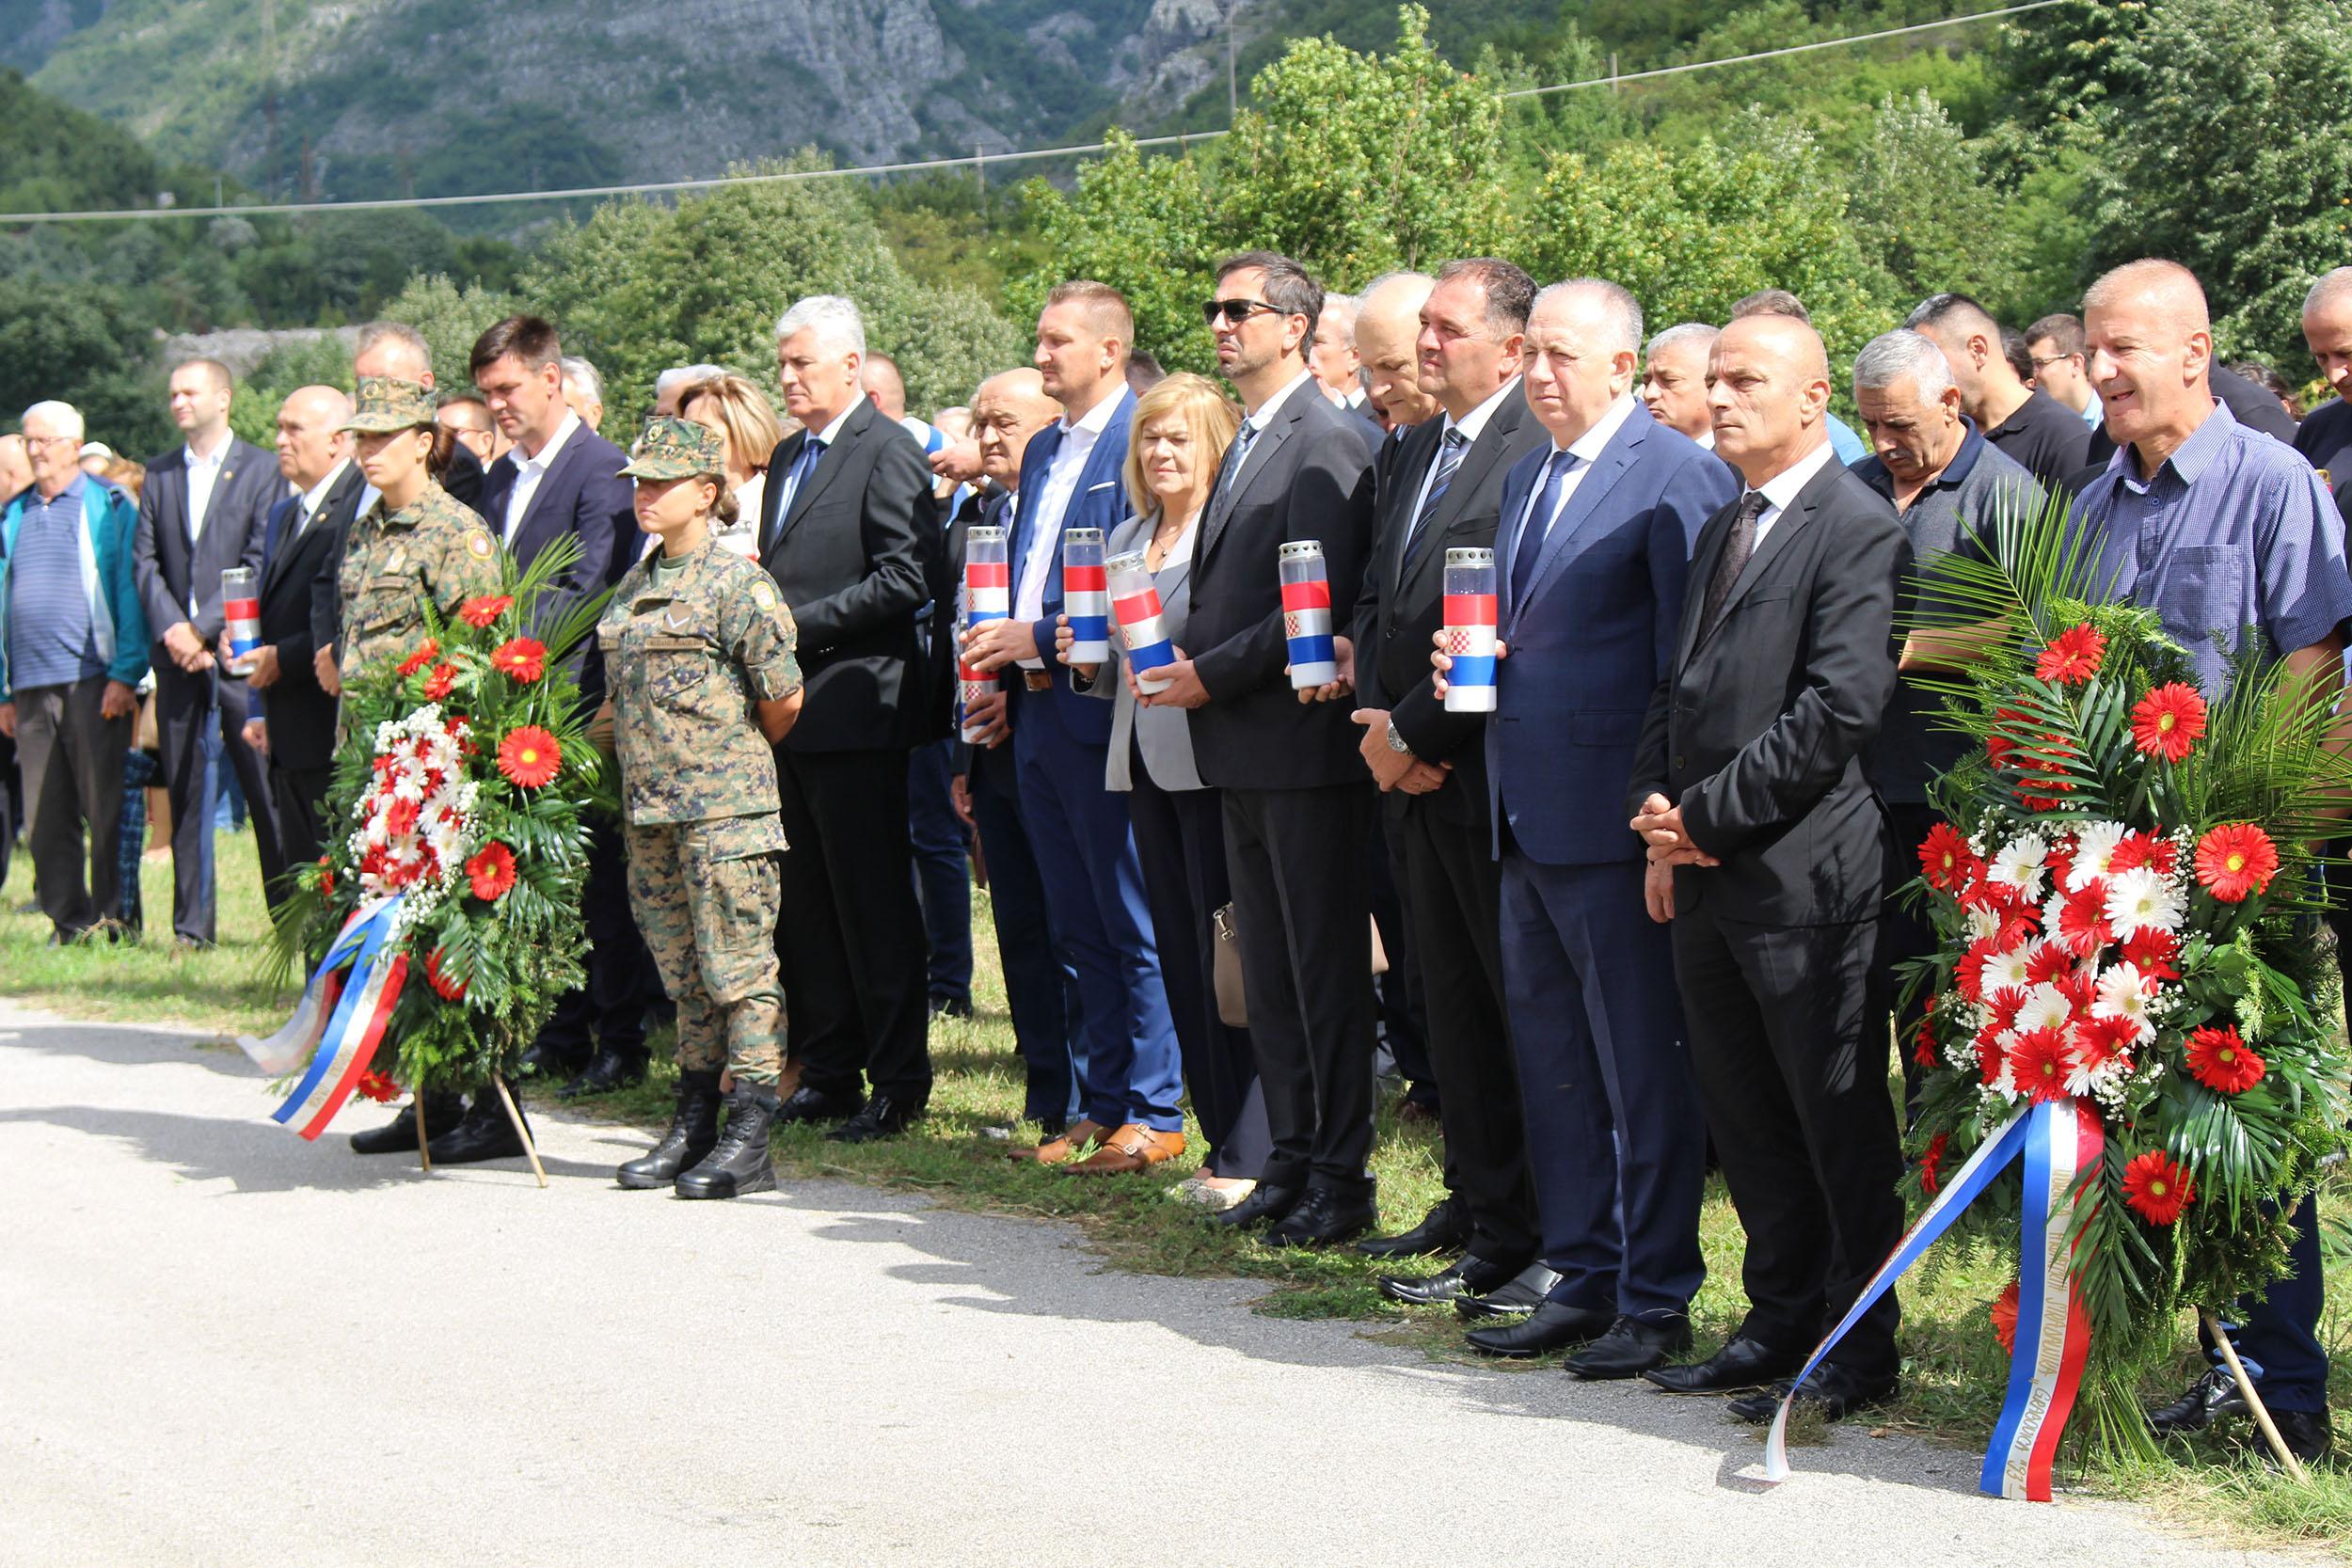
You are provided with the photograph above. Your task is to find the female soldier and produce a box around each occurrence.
[601,418,804,1199]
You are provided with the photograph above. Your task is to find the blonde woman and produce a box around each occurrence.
[676,372,784,557]
[1055,372,1266,1209]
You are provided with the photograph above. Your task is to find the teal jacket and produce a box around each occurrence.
[0,477,151,702]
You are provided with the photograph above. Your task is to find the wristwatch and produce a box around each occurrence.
[1384,721,1413,756]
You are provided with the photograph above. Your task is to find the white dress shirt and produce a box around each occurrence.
[1401,377,1520,568]
[1508,390,1641,562]
[502,406,582,546]
[1745,438,1838,549]
[295,459,353,541]
[712,471,765,558]
[182,435,233,616]
[769,401,859,531]
[1013,390,1122,667]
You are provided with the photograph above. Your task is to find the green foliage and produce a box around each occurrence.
[374,274,528,394]
[1847,88,2018,308]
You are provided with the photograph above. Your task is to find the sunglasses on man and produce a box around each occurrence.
[1200,298,1290,327]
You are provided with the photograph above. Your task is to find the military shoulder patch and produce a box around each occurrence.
[465,529,495,559]
[751,582,778,611]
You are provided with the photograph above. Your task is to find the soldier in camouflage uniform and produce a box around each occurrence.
[602,418,805,1199]
[334,376,502,685]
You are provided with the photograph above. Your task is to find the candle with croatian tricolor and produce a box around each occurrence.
[1441,547,1498,713]
[1105,547,1175,694]
[222,565,262,677]
[1062,526,1111,665]
[1279,540,1336,689]
[960,523,1009,743]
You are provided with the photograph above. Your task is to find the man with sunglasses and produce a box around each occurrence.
[1144,251,1380,1246]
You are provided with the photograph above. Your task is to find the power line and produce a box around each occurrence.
[0,1,2067,225]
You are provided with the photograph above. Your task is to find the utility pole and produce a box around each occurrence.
[1222,0,1238,122]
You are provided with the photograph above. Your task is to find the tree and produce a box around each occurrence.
[374,274,525,394]
[0,278,172,454]
[1847,90,2020,313]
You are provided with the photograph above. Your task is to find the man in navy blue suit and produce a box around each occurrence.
[1439,279,1736,1372]
[964,282,1185,1175]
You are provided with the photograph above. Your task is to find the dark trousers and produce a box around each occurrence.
[907,736,974,1008]
[1,728,17,895]
[270,760,335,882]
[1371,819,1435,1103]
[968,744,1078,1122]
[775,745,930,1105]
[536,819,658,1066]
[154,662,279,939]
[1125,749,1264,1177]
[15,676,131,936]
[1673,902,1904,1375]
[2199,1193,2328,1413]
[1223,783,1377,1194]
[1402,797,1534,1261]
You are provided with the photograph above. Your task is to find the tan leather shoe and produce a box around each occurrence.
[1009,1117,1111,1164]
[1060,1124,1186,1175]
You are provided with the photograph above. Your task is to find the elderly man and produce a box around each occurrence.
[1354,273,1438,434]
[0,402,147,942]
[560,356,606,432]
[1347,259,1546,1292]
[757,294,935,1145]
[135,357,285,948]
[1312,291,1383,456]
[1640,324,1719,445]
[2065,261,2348,1465]
[2296,266,2352,496]
[1631,313,1910,1425]
[2025,313,2101,429]
[654,364,727,419]
[1905,293,2088,490]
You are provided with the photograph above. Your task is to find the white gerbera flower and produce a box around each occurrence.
[2105,867,2185,938]
[1989,832,2048,898]
[2014,981,2074,1036]
[1965,904,2001,941]
[2090,961,2157,1042]
[1984,943,2037,995]
[2068,820,2128,890]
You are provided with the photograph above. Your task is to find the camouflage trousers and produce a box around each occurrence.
[625,814,787,1084]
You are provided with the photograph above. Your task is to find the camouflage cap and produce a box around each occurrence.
[339,375,438,434]
[619,416,727,481]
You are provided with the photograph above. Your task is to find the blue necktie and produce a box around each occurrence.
[768,436,825,552]
[1211,420,1260,516]
[1508,450,1580,606]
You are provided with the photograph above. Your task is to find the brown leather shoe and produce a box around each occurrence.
[1060,1124,1186,1175]
[1009,1118,1111,1164]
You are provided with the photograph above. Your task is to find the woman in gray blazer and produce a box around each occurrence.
[1057,373,1267,1208]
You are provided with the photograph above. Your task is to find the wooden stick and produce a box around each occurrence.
[2201,1307,2310,1481]
[492,1076,548,1190]
[415,1093,432,1173]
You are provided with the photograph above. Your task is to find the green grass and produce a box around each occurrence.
[8,827,2350,1551]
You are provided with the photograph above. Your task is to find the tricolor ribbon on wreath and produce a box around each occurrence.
[1764,1098,2103,1502]
[237,895,411,1140]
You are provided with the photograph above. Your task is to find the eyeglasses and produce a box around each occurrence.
[1201,298,1286,327]
[22,434,74,451]
[2029,352,2081,370]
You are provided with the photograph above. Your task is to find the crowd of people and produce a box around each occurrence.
[4,249,2348,1463]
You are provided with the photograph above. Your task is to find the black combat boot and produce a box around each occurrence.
[674,1083,780,1199]
[615,1069,723,1189]
[350,1090,468,1155]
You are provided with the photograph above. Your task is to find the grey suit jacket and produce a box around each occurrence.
[133,436,281,646]
[1074,510,1205,793]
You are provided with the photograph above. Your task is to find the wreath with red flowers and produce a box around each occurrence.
[267,538,612,1092]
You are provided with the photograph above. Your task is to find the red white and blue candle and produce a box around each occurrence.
[1062,526,1111,664]
[1279,540,1336,689]
[1106,548,1175,695]
[965,524,1009,626]
[1441,546,1498,714]
[222,565,262,675]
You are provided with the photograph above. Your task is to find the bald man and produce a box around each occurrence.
[1630,313,1911,1426]
[237,384,365,879]
[1355,273,1439,435]
[2296,265,2352,499]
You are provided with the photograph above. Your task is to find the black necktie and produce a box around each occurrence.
[767,436,825,552]
[1401,426,1468,573]
[1701,490,1770,631]
[1211,420,1260,516]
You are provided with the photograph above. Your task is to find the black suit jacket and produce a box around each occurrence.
[1184,378,1377,791]
[478,421,639,701]
[256,463,366,771]
[756,399,933,752]
[1354,390,1545,826]
[133,436,282,649]
[1629,453,1909,925]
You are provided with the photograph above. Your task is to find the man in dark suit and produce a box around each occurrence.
[468,314,658,1119]
[1345,259,1546,1292]
[231,386,363,879]
[1145,250,1378,1245]
[1630,313,1909,1425]
[1437,280,1737,1372]
[134,357,287,945]
[759,293,936,1143]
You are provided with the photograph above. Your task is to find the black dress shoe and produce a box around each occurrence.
[773,1084,866,1127]
[2268,1408,2334,1465]
[1378,1252,1525,1307]
[675,1085,779,1198]
[826,1094,918,1144]
[1644,1334,1804,1395]
[1466,1299,1616,1358]
[1454,1262,1565,1322]
[1208,1179,1304,1230]
[350,1091,467,1154]
[424,1091,528,1165]
[2147,1366,2248,1435]
[1264,1184,1377,1249]
[515,1040,585,1083]
[558,1046,647,1100]
[616,1069,723,1189]
[1355,1196,1470,1259]
[1726,1362,1899,1425]
[929,994,975,1020]
[1565,1315,1693,1380]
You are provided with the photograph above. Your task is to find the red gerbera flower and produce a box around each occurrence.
[384,796,421,840]
[459,594,515,628]
[2071,1013,2139,1071]
[2185,1023,2265,1095]
[1920,1131,1949,1196]
[2056,879,2113,958]
[356,1069,401,1104]
[2055,967,2097,1017]
[396,638,440,677]
[491,637,548,685]
[1986,986,2030,1036]
[2008,1026,2075,1102]
[2119,927,2181,981]
[1956,938,1997,1001]
[315,855,335,897]
[2122,1148,2194,1225]
[2026,942,2074,986]
[425,946,469,1002]
[2129,683,2207,763]
[466,842,517,902]
[1991,1279,2020,1354]
[1913,1017,1938,1069]
[497,726,563,789]
[2035,624,2106,685]
[1917,822,1978,892]
[422,662,457,700]
[1985,707,2031,770]
[2108,832,2179,878]
[2194,823,2279,903]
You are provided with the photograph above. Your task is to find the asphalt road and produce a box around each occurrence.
[0,1002,2292,1567]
